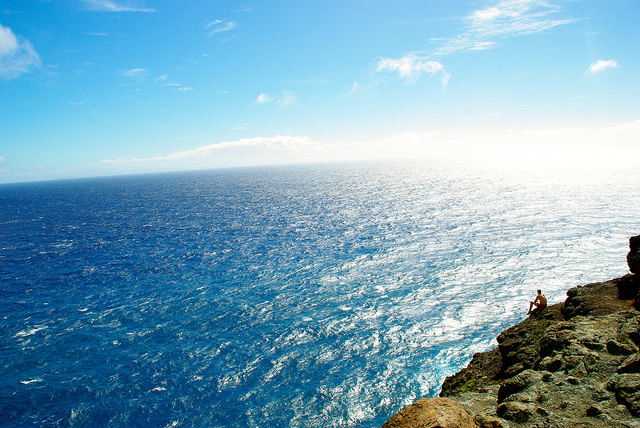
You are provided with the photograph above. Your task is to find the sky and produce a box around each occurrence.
[1,0,639,183]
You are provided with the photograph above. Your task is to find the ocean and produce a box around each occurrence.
[1,159,638,427]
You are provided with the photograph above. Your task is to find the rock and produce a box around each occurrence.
[502,363,524,378]
[568,361,589,377]
[617,354,640,374]
[535,406,549,416]
[628,235,640,274]
[582,337,605,351]
[496,401,532,423]
[562,355,583,371]
[617,274,640,300]
[592,389,611,402]
[607,373,640,416]
[583,352,600,371]
[566,376,580,385]
[497,370,543,403]
[538,322,577,357]
[607,339,637,356]
[562,278,635,320]
[586,403,604,417]
[538,356,563,372]
[440,348,502,397]
[381,398,477,428]
[474,413,508,428]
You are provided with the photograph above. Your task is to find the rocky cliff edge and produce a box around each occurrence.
[382,235,640,428]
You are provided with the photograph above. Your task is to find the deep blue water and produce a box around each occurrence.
[1,160,638,427]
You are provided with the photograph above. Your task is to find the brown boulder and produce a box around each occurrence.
[381,397,477,428]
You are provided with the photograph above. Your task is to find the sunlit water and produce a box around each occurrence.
[1,159,638,427]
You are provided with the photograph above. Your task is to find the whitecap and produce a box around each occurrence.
[14,326,47,338]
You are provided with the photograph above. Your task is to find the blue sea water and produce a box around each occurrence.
[1,159,638,427]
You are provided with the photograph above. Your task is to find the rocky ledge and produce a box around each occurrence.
[382,235,640,428]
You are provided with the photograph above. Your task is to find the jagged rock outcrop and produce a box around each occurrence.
[383,236,640,428]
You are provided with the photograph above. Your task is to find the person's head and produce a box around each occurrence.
[537,289,541,294]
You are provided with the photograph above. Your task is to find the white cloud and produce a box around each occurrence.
[101,135,316,165]
[0,24,40,80]
[81,0,155,12]
[256,93,273,104]
[436,0,576,56]
[377,56,450,86]
[588,59,618,74]
[376,0,575,85]
[278,90,297,107]
[121,68,148,79]
[207,20,237,35]
[255,91,297,108]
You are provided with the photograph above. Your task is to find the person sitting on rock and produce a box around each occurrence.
[528,289,547,315]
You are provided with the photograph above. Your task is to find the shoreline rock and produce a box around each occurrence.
[382,235,640,427]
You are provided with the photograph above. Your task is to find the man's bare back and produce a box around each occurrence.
[528,289,547,314]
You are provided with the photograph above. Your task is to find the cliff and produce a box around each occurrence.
[382,236,640,428]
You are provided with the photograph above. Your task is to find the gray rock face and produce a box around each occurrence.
[607,374,640,416]
[444,311,640,427]
[497,370,545,403]
[496,402,532,423]
[436,275,640,427]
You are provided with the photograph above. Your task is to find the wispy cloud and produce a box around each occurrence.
[587,59,618,74]
[136,73,193,91]
[377,0,576,84]
[121,68,148,80]
[81,0,155,12]
[0,24,40,80]
[255,91,297,108]
[435,0,576,56]
[206,19,237,35]
[101,135,315,164]
[377,56,450,87]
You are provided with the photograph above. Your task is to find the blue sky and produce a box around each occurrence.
[1,0,639,182]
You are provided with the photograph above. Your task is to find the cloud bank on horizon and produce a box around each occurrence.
[0,0,637,182]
